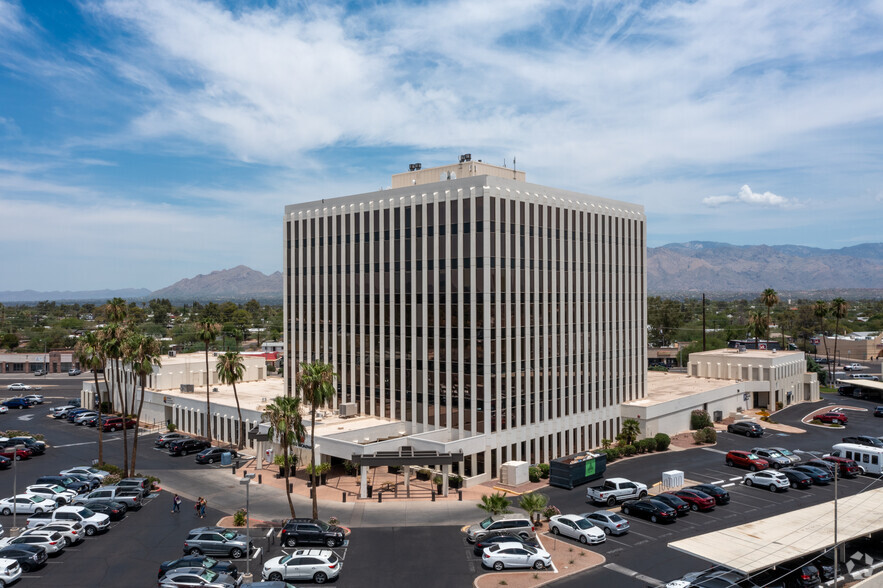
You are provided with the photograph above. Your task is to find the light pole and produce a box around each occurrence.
[239,473,255,580]
[12,443,24,530]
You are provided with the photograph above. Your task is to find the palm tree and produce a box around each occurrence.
[263,395,306,519]
[618,418,641,446]
[100,320,130,474]
[126,332,162,476]
[477,492,512,515]
[74,331,106,465]
[830,298,848,385]
[296,361,336,520]
[760,288,779,341]
[104,297,128,323]
[518,492,549,525]
[196,319,222,443]
[216,352,246,449]
[748,310,767,350]
[813,300,828,358]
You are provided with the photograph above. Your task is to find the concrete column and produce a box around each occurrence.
[256,440,263,470]
[404,466,410,496]
[442,464,449,497]
[360,466,369,498]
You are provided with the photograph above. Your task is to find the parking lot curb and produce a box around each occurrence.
[472,534,605,588]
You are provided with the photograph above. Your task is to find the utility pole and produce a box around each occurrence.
[833,465,839,588]
[702,293,707,351]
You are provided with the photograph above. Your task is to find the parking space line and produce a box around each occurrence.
[721,483,735,488]
[729,477,743,482]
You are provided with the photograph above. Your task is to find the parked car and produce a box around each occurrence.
[73,411,99,425]
[155,432,188,448]
[652,493,691,516]
[195,447,239,465]
[666,566,752,588]
[25,485,78,505]
[280,518,346,548]
[820,456,861,478]
[78,500,126,521]
[875,406,883,418]
[0,544,47,572]
[59,467,109,481]
[743,470,790,492]
[481,542,551,571]
[0,406,7,414]
[183,527,253,559]
[0,447,30,461]
[548,514,606,544]
[813,412,847,425]
[842,435,883,448]
[585,477,648,506]
[803,459,841,476]
[22,394,43,405]
[68,368,82,376]
[6,384,31,391]
[779,468,813,490]
[751,448,791,469]
[769,447,802,464]
[118,477,152,498]
[158,567,239,588]
[0,495,56,515]
[754,560,821,587]
[792,465,832,485]
[686,484,730,505]
[32,370,46,377]
[262,549,343,583]
[169,439,212,457]
[51,406,76,419]
[22,521,85,546]
[0,530,65,555]
[0,457,10,471]
[100,416,137,432]
[24,505,110,535]
[8,437,45,455]
[669,489,716,511]
[726,421,764,437]
[580,510,630,535]
[2,399,30,410]
[76,486,141,510]
[472,532,538,556]
[620,499,677,524]
[725,450,769,471]
[0,556,21,585]
[158,555,240,579]
[466,514,536,543]
[35,474,94,493]
[65,408,92,422]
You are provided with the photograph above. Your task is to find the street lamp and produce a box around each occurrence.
[239,473,256,579]
[12,443,24,530]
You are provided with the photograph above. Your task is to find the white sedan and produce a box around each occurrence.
[549,513,606,545]
[743,470,790,492]
[0,406,7,414]
[59,467,109,481]
[22,522,84,546]
[6,384,30,391]
[0,494,58,515]
[22,394,43,405]
[482,542,552,571]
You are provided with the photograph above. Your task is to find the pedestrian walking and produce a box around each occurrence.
[199,498,207,518]
[195,497,203,517]
[172,494,181,513]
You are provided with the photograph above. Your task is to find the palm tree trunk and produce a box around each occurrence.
[102,370,112,412]
[232,382,244,450]
[130,375,147,476]
[114,359,129,475]
[93,371,104,466]
[204,345,213,443]
[310,404,318,520]
[832,318,841,384]
[284,439,296,518]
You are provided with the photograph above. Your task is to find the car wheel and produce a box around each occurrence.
[14,455,20,461]
[189,547,202,556]
[230,547,243,559]
[606,496,616,506]
[493,562,504,571]
[268,572,283,581]
[650,515,658,523]
[791,481,798,489]
[603,527,611,535]
[85,526,96,536]
[35,508,43,513]
[533,560,545,570]
[285,537,297,548]
[551,526,560,535]
[622,506,630,515]
[835,420,843,425]
[749,465,757,472]
[110,427,117,432]
[314,571,328,584]
[727,425,734,433]
[20,563,31,573]
[1,508,9,516]
[726,459,734,467]
[690,504,699,511]
[745,478,753,486]
[208,458,214,464]
[768,484,778,493]
[325,537,337,547]
[579,535,588,544]
[638,490,647,499]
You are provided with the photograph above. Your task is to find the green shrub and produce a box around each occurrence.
[97,463,124,476]
[692,426,717,444]
[166,422,177,432]
[538,463,550,479]
[605,447,621,461]
[622,444,637,457]
[775,401,784,411]
[600,438,612,450]
[2,430,45,441]
[638,439,656,453]
[102,474,121,486]
[691,410,712,430]
[528,466,540,483]
[542,505,560,519]
[233,509,247,527]
[654,433,671,451]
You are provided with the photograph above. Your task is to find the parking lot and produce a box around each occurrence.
[2,376,882,586]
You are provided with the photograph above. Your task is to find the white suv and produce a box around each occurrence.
[0,558,21,586]
[743,470,790,492]
[26,485,78,506]
[262,549,342,584]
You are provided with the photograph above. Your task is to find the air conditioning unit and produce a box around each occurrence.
[180,384,194,394]
[339,402,358,417]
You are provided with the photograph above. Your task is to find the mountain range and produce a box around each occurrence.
[1,242,881,303]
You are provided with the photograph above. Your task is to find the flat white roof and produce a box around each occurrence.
[627,371,733,407]
[669,487,883,574]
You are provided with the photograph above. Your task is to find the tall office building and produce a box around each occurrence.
[284,158,646,482]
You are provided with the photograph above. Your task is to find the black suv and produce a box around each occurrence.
[727,421,764,438]
[842,435,883,448]
[169,439,211,456]
[280,518,346,548]
[35,475,90,494]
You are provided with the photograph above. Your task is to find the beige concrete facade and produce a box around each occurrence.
[819,332,883,361]
[390,159,525,188]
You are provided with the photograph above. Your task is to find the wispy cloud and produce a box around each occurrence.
[703,185,798,208]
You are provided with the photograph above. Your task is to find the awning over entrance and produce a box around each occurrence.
[669,487,883,574]
[352,446,464,499]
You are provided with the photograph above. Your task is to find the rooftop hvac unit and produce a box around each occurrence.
[168,350,177,357]
[180,384,195,394]
[339,402,358,417]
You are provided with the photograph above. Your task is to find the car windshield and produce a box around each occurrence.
[329,553,339,564]
[85,468,99,474]
[199,570,218,581]
[50,485,65,492]
[203,557,217,567]
[522,546,537,555]
[777,449,794,456]
[479,517,494,529]
[574,518,593,530]
[766,450,783,457]
[608,514,625,522]
[746,454,761,460]
[31,496,46,503]
[317,520,331,530]
[221,531,237,540]
[279,555,293,564]
[79,508,95,517]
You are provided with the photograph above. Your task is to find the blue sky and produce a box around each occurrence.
[1,0,882,291]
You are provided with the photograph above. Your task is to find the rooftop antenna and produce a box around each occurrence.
[503,158,507,168]
[513,156,517,179]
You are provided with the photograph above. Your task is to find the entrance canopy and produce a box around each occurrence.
[352,445,464,468]
[669,487,883,574]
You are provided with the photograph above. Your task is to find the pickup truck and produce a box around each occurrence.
[844,363,864,371]
[75,486,142,510]
[585,477,648,506]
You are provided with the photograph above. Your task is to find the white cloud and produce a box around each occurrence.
[703,185,796,208]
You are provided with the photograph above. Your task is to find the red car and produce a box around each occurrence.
[0,447,31,461]
[814,412,847,425]
[725,450,769,471]
[100,417,137,432]
[670,489,716,511]
[820,456,861,478]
